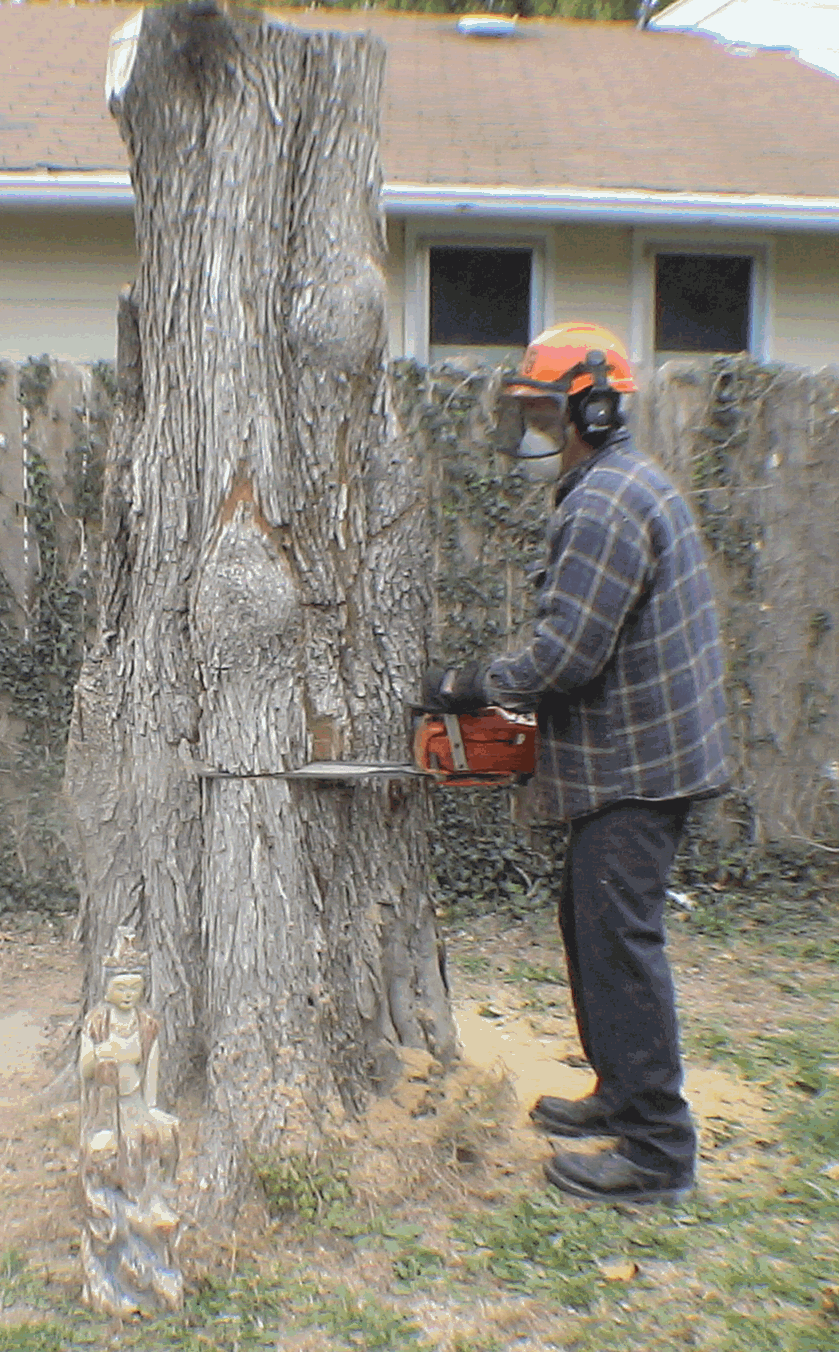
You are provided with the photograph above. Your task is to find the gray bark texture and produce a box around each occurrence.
[64,1,455,1206]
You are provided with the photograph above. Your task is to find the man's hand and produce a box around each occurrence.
[421,662,487,713]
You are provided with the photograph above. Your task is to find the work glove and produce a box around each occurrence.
[421,662,487,713]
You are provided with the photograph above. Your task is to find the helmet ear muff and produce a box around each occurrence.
[579,390,618,432]
[577,349,620,434]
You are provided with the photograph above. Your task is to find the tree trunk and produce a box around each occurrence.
[64,1,456,1207]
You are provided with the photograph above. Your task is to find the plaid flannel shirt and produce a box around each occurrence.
[484,430,732,821]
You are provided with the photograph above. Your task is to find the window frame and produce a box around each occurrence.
[404,221,554,364]
[629,229,774,370]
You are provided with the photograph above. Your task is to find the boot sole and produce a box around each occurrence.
[544,1159,693,1205]
[529,1113,616,1139]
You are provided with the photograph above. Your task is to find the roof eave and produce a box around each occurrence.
[0,174,134,209]
[3,174,839,232]
[385,184,839,231]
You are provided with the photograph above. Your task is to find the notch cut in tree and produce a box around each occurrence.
[64,1,456,1209]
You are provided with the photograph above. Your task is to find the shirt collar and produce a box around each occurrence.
[553,427,632,506]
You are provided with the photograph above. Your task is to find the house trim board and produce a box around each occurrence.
[3,176,839,234]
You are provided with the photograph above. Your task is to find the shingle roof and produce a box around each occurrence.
[3,3,839,197]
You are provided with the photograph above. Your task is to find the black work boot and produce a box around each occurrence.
[529,1092,616,1138]
[544,1146,694,1204]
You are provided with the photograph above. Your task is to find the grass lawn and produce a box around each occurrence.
[1,889,838,1352]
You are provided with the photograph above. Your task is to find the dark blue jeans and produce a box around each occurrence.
[559,797,695,1178]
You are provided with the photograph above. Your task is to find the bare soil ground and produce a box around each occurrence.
[1,907,838,1351]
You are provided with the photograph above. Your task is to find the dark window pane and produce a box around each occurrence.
[655,253,752,353]
[429,247,531,346]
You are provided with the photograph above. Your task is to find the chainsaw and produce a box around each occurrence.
[182,706,536,787]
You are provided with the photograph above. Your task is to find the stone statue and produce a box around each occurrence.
[78,928,183,1316]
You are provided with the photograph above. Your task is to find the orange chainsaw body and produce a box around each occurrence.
[412,706,537,786]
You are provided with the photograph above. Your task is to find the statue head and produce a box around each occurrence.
[105,972,145,1010]
[102,927,150,1006]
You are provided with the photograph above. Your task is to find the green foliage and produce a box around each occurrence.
[505,958,565,985]
[691,1191,839,1349]
[274,0,641,17]
[453,1191,691,1309]
[89,359,118,403]
[391,1244,447,1283]
[17,356,53,418]
[431,788,565,918]
[393,363,567,916]
[318,1288,428,1349]
[0,1251,432,1352]
[0,1249,27,1282]
[174,1264,433,1350]
[672,806,839,939]
[0,1328,68,1352]
[0,360,113,916]
[688,1004,839,1162]
[250,1148,353,1222]
[689,1015,838,1092]
[450,1338,502,1352]
[0,1248,59,1349]
[0,470,80,914]
[504,957,568,1012]
[0,1248,45,1310]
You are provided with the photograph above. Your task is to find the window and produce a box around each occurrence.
[655,253,753,355]
[429,246,531,354]
[404,228,550,365]
[630,233,770,369]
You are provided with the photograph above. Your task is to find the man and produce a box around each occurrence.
[424,321,731,1204]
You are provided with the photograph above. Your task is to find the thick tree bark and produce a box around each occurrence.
[65,2,455,1206]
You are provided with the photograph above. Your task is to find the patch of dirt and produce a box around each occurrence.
[0,925,82,1290]
[441,914,777,1184]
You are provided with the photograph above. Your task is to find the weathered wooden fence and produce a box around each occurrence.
[638,359,839,851]
[1,353,838,913]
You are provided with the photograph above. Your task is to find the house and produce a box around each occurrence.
[2,4,839,380]
[650,0,839,81]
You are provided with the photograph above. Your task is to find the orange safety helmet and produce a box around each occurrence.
[506,321,637,399]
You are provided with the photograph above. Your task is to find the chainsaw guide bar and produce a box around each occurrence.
[190,760,425,782]
[178,706,536,787]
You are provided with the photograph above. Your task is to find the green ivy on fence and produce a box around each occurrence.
[0,358,114,915]
[1,354,838,920]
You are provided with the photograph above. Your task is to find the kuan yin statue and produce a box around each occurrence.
[78,927,183,1315]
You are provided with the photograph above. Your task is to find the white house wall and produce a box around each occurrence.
[0,209,135,363]
[0,209,410,366]
[555,225,839,372]
[551,223,634,340]
[1,209,838,374]
[773,232,839,369]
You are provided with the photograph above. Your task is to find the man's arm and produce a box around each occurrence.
[484,505,654,710]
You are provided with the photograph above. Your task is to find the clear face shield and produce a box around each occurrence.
[497,392,568,481]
